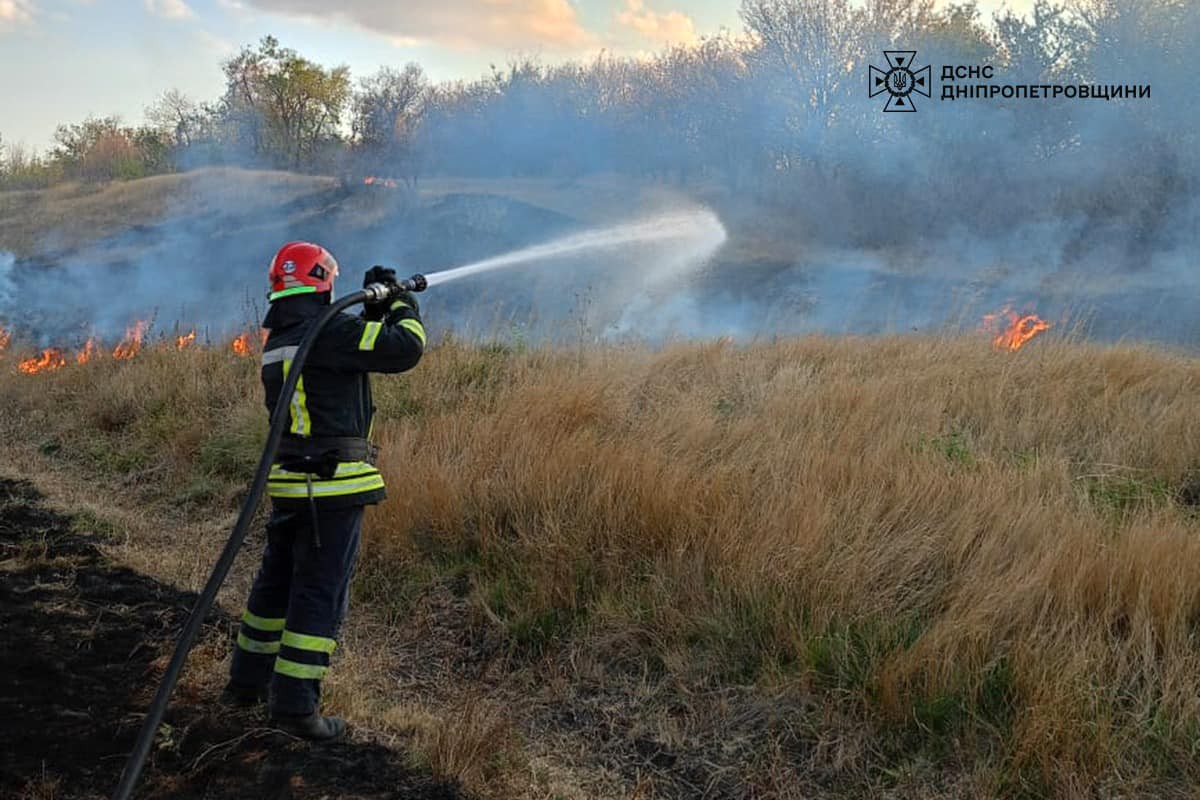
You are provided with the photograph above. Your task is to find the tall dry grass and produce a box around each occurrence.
[3,333,1200,794]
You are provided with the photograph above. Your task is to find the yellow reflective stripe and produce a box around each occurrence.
[389,300,410,311]
[274,658,328,680]
[269,461,379,481]
[281,630,337,654]
[292,375,310,436]
[242,610,286,632]
[281,359,311,436]
[359,321,383,351]
[399,318,426,346]
[238,633,281,654]
[268,474,386,499]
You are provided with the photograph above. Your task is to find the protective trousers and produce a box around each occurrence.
[229,502,363,716]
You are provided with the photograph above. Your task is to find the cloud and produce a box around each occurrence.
[217,0,254,21]
[196,28,235,55]
[242,0,594,50]
[616,0,697,46]
[0,0,35,30]
[144,0,196,21]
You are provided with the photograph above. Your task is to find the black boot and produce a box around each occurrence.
[219,681,269,708]
[269,711,346,741]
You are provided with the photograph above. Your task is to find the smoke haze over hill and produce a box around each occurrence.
[1,0,1197,349]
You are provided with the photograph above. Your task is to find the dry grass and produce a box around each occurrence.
[4,333,1200,796]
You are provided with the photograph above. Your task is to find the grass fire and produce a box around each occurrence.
[17,347,67,374]
[6,326,264,375]
[981,307,1054,351]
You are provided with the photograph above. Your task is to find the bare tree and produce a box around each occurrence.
[145,89,202,149]
[740,0,863,121]
[351,64,430,184]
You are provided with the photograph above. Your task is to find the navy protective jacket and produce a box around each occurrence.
[259,292,425,509]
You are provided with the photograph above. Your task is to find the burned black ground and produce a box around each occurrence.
[0,478,460,800]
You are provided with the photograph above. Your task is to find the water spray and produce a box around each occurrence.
[418,209,726,288]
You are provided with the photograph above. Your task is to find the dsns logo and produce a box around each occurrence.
[869,51,931,112]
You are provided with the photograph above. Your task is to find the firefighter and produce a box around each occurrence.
[220,241,426,740]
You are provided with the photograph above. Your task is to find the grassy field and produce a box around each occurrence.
[3,333,1200,798]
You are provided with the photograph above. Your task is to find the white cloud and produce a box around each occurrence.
[196,28,235,55]
[144,0,196,21]
[242,0,594,50]
[616,0,697,46]
[0,0,35,30]
[217,0,254,21]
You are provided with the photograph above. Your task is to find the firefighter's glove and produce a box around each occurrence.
[363,265,398,289]
[363,265,399,320]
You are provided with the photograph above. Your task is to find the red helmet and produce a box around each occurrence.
[268,241,340,302]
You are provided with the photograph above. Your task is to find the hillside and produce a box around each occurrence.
[0,168,730,262]
[3,334,1200,798]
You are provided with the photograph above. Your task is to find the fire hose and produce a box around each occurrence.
[111,275,428,800]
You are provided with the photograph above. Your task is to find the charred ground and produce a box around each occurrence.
[0,477,461,800]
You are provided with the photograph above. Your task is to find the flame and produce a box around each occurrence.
[76,338,100,364]
[19,348,67,375]
[0,326,10,354]
[363,176,399,188]
[231,332,252,356]
[981,307,1052,351]
[176,330,197,350]
[112,320,150,360]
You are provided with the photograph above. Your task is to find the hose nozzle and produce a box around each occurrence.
[399,273,428,293]
[363,274,428,303]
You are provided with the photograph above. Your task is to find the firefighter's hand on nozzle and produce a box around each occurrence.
[362,266,398,320]
[362,267,427,296]
[363,265,398,290]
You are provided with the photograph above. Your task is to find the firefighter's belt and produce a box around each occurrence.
[276,435,379,479]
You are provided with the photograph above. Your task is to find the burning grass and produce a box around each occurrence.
[1,324,261,374]
[3,334,1200,797]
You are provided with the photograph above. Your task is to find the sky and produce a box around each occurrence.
[0,0,1036,151]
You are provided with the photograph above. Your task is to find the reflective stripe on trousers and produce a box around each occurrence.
[228,503,364,716]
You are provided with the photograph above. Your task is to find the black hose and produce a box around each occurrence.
[111,289,374,800]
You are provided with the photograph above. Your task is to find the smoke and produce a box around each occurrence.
[0,184,732,346]
[3,167,1198,349]
[3,2,1199,349]
[0,251,15,310]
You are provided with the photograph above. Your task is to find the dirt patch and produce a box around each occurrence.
[0,478,461,800]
